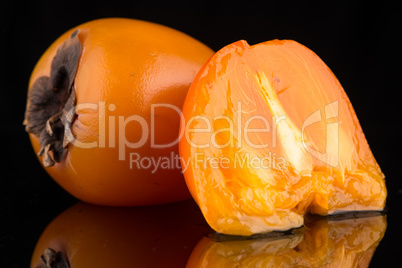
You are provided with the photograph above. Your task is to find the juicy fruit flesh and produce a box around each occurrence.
[180,40,386,235]
[186,214,386,267]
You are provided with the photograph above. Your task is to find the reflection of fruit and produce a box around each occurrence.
[24,18,214,206]
[31,200,210,268]
[180,39,387,235]
[186,213,387,267]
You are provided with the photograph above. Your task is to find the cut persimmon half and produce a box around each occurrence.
[186,213,386,267]
[179,40,386,236]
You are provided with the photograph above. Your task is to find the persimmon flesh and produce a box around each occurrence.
[179,40,386,235]
[186,213,386,267]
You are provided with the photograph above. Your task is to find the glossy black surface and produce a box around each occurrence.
[2,1,401,267]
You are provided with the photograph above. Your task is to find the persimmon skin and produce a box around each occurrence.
[179,39,386,235]
[27,18,214,206]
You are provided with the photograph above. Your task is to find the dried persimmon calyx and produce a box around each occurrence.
[23,30,81,167]
[37,248,70,268]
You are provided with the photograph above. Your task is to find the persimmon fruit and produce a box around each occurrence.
[179,40,387,235]
[186,213,386,267]
[23,18,214,206]
[30,200,210,268]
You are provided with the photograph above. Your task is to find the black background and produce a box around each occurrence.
[1,1,401,267]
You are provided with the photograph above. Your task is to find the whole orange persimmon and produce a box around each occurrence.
[31,200,210,267]
[24,18,214,206]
